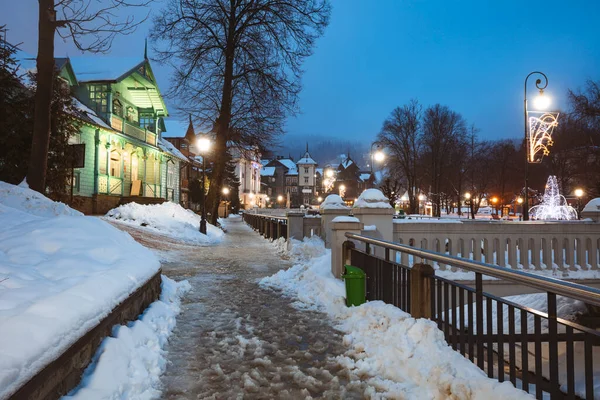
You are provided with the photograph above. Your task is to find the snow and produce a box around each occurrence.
[0,182,161,399]
[583,198,600,212]
[277,159,298,175]
[332,216,360,223]
[69,57,145,82]
[320,194,350,211]
[359,173,371,182]
[394,218,463,224]
[259,238,531,399]
[297,154,317,165]
[363,225,377,231]
[157,138,187,162]
[72,98,113,130]
[260,167,276,177]
[353,189,393,209]
[105,202,224,245]
[63,276,191,400]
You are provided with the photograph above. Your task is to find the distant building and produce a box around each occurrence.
[297,145,318,205]
[232,147,264,209]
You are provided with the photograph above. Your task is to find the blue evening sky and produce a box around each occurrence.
[3,0,600,141]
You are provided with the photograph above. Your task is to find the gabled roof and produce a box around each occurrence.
[158,138,188,162]
[341,158,354,169]
[297,154,317,165]
[359,173,372,182]
[69,57,146,83]
[278,159,298,175]
[260,167,276,177]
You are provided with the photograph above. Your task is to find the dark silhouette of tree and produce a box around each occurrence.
[28,0,151,193]
[377,99,423,214]
[152,0,330,224]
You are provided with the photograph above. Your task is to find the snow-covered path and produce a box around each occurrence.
[114,217,368,398]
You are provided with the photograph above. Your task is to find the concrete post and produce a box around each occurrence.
[321,208,351,248]
[410,263,435,319]
[287,212,305,241]
[330,218,363,278]
[353,207,394,259]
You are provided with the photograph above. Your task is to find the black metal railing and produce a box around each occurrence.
[243,212,288,240]
[345,232,600,400]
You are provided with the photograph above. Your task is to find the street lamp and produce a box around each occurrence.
[491,196,498,215]
[317,196,323,203]
[196,136,211,234]
[418,194,425,215]
[326,169,334,178]
[465,192,471,219]
[370,142,385,177]
[523,71,550,221]
[575,188,584,219]
[221,187,230,218]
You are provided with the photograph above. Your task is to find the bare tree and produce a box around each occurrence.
[422,104,467,217]
[152,0,330,224]
[28,0,152,193]
[379,177,402,208]
[377,99,422,214]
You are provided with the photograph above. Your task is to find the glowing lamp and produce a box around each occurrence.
[326,169,334,178]
[277,195,283,202]
[575,189,584,198]
[533,92,551,110]
[222,187,230,195]
[374,151,385,162]
[465,192,471,200]
[196,137,211,153]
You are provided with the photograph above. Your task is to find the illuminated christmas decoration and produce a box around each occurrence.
[529,175,577,220]
[323,169,336,193]
[527,111,559,163]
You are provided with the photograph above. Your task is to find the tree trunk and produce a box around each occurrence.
[27,0,55,193]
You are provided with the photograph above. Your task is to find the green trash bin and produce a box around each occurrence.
[342,265,366,307]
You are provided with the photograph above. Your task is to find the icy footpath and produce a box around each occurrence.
[63,276,191,399]
[0,182,161,399]
[260,237,533,399]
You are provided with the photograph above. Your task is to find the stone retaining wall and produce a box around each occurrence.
[8,271,162,400]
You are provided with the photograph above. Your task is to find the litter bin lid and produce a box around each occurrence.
[343,265,365,278]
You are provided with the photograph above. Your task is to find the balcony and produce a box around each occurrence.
[110,114,157,146]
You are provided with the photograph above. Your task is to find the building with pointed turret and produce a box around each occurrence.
[297,144,318,205]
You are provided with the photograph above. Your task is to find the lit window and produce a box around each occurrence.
[139,113,155,131]
[89,84,109,114]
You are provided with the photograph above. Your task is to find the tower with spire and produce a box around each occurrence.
[296,143,318,205]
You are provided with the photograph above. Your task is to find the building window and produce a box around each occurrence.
[109,150,121,177]
[304,177,309,184]
[167,163,175,187]
[113,99,123,117]
[304,167,308,174]
[139,113,155,132]
[89,84,109,113]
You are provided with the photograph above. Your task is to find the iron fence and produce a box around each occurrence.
[243,212,288,240]
[345,232,600,400]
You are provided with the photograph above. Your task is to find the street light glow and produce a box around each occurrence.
[277,195,283,202]
[533,92,551,110]
[196,137,211,153]
[374,151,385,162]
[326,169,334,178]
[418,194,425,201]
[517,197,523,204]
[465,192,471,200]
[249,192,254,199]
[222,187,230,195]
[575,188,584,198]
[317,196,323,202]
[491,197,498,204]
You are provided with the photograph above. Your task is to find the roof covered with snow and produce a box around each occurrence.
[261,167,276,177]
[158,138,188,162]
[359,173,372,182]
[69,57,146,83]
[297,150,317,165]
[354,189,393,209]
[276,159,298,175]
[341,158,354,169]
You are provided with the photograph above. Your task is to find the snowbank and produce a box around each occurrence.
[0,182,161,399]
[260,238,531,399]
[320,194,350,211]
[583,198,600,212]
[105,202,224,245]
[353,189,393,209]
[63,276,191,400]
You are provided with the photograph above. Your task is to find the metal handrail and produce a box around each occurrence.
[345,232,600,307]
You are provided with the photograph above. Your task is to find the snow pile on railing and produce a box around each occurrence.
[353,189,393,209]
[106,201,224,244]
[259,237,531,399]
[0,181,161,399]
[64,276,191,399]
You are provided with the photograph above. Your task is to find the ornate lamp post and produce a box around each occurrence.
[523,71,550,221]
[575,188,584,220]
[197,136,211,234]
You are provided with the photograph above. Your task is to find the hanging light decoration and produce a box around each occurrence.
[527,111,559,163]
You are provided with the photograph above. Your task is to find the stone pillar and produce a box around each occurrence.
[330,218,363,278]
[321,208,351,248]
[353,207,394,259]
[287,212,305,241]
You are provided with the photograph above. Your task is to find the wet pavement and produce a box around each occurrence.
[114,217,368,399]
